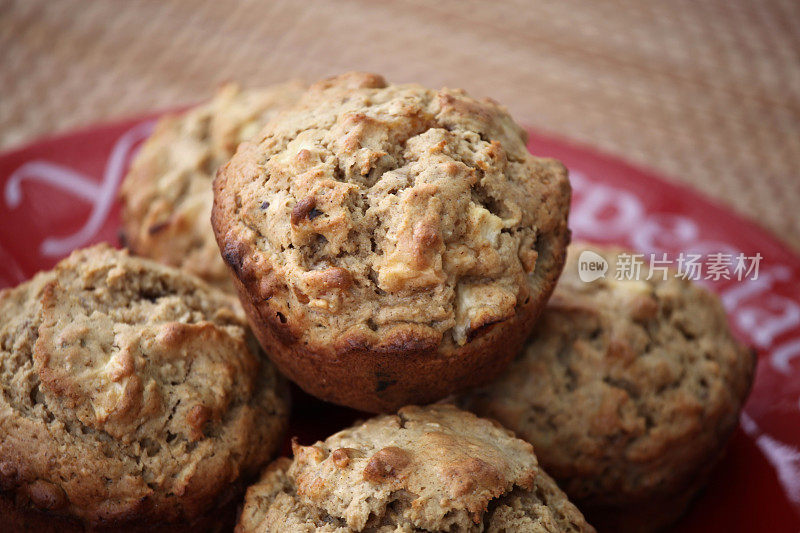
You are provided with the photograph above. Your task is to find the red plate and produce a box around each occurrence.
[1,117,799,531]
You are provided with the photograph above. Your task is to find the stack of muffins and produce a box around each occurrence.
[0,73,754,532]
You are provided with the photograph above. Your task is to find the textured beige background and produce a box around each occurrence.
[2,0,799,250]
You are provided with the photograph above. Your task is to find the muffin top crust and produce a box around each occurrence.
[213,72,570,351]
[237,404,593,532]
[0,245,288,526]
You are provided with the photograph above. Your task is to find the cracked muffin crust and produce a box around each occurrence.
[460,243,755,532]
[120,81,304,291]
[212,72,571,411]
[236,404,593,532]
[0,245,289,530]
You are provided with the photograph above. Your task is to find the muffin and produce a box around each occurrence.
[459,243,756,532]
[0,245,290,530]
[120,81,304,291]
[212,72,571,412]
[236,404,594,532]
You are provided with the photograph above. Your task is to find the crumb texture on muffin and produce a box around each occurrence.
[237,404,593,532]
[120,81,304,290]
[213,72,570,350]
[460,243,755,511]
[0,245,289,527]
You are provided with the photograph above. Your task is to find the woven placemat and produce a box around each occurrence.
[2,0,799,250]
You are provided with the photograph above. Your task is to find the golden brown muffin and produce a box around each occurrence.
[119,82,304,291]
[0,245,290,530]
[212,72,571,412]
[236,405,594,532]
[460,243,756,532]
